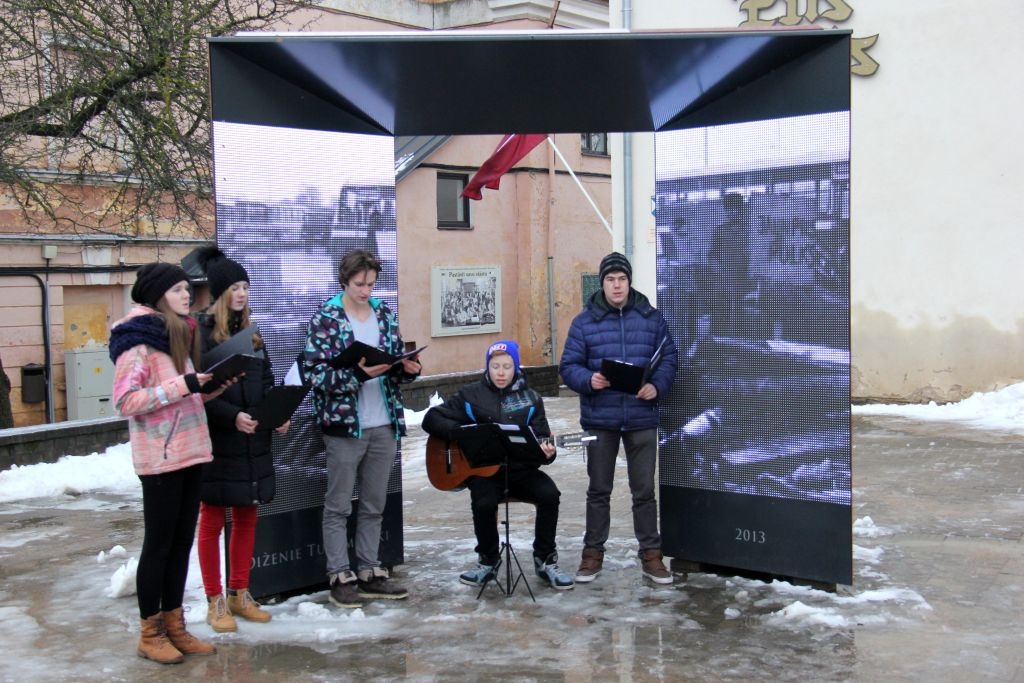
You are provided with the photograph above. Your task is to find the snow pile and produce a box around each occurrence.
[0,444,139,503]
[853,516,893,538]
[853,381,1024,431]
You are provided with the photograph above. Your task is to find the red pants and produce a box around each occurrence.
[197,502,258,597]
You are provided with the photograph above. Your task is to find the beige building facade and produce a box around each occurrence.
[611,0,1024,403]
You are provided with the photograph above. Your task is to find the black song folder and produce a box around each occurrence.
[452,423,548,468]
[249,384,311,430]
[600,358,646,395]
[328,341,427,370]
[200,353,259,393]
[200,325,258,369]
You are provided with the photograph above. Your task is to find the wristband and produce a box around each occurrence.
[184,373,202,394]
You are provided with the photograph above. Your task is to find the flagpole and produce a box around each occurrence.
[545,137,613,237]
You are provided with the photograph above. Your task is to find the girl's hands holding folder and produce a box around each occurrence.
[197,373,239,400]
[235,411,258,434]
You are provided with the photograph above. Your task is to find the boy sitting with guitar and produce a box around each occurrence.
[422,340,574,590]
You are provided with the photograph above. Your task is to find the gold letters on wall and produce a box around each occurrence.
[737,0,880,76]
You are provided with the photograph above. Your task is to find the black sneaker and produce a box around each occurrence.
[358,567,409,600]
[329,570,362,608]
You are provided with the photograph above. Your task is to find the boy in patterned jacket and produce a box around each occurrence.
[303,249,421,607]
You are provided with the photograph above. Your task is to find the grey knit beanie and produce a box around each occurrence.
[599,252,632,284]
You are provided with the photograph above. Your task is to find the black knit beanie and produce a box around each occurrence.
[131,262,190,309]
[599,251,632,284]
[195,245,249,301]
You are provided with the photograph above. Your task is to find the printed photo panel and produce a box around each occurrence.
[655,112,852,585]
[212,122,402,595]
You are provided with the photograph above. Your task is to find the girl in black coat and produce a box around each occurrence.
[422,340,574,590]
[193,247,287,632]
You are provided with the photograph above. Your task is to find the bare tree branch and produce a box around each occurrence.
[0,0,315,238]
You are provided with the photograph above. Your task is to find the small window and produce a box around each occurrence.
[581,133,608,156]
[581,272,601,304]
[437,173,471,229]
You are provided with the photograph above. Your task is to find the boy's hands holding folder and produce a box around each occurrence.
[591,368,657,399]
[636,383,658,400]
[357,358,394,379]
[590,371,611,391]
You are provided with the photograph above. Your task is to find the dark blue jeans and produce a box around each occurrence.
[582,428,661,553]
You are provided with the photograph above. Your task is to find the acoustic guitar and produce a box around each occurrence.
[425,431,593,492]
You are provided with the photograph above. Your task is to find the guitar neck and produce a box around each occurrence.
[553,431,594,450]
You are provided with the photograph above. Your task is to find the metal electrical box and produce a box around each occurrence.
[65,347,115,420]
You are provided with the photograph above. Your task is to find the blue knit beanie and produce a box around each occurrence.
[485,340,521,372]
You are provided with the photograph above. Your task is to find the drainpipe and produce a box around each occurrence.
[0,264,139,424]
[622,0,634,261]
[547,135,557,365]
[0,271,52,424]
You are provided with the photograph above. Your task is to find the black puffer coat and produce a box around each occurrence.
[195,311,276,506]
[422,370,552,474]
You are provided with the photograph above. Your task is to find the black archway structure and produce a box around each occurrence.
[209,30,850,136]
[208,29,852,594]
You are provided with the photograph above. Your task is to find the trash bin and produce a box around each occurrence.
[21,363,46,404]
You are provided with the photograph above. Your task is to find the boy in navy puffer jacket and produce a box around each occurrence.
[559,252,678,585]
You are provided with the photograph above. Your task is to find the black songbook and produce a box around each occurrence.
[328,341,427,370]
[600,358,646,395]
[453,423,548,468]
[200,325,258,369]
[200,353,258,393]
[249,384,312,430]
[600,336,671,395]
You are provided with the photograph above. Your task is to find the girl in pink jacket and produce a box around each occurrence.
[110,262,231,665]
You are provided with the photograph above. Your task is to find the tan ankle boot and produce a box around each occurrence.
[207,594,238,632]
[137,613,184,664]
[163,606,216,655]
[227,588,272,623]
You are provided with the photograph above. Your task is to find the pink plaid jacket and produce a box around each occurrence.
[111,307,213,476]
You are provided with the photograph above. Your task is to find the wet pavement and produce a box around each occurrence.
[1,397,1022,682]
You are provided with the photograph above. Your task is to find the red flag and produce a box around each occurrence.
[461,134,547,200]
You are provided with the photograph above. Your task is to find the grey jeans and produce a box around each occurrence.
[322,427,396,575]
[582,427,661,553]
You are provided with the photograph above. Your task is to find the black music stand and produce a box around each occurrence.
[453,423,548,601]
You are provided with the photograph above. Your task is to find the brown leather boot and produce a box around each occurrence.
[574,547,604,583]
[163,607,216,656]
[639,548,673,584]
[137,613,184,664]
[227,588,272,623]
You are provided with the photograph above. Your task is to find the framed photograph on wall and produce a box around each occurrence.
[431,266,501,337]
